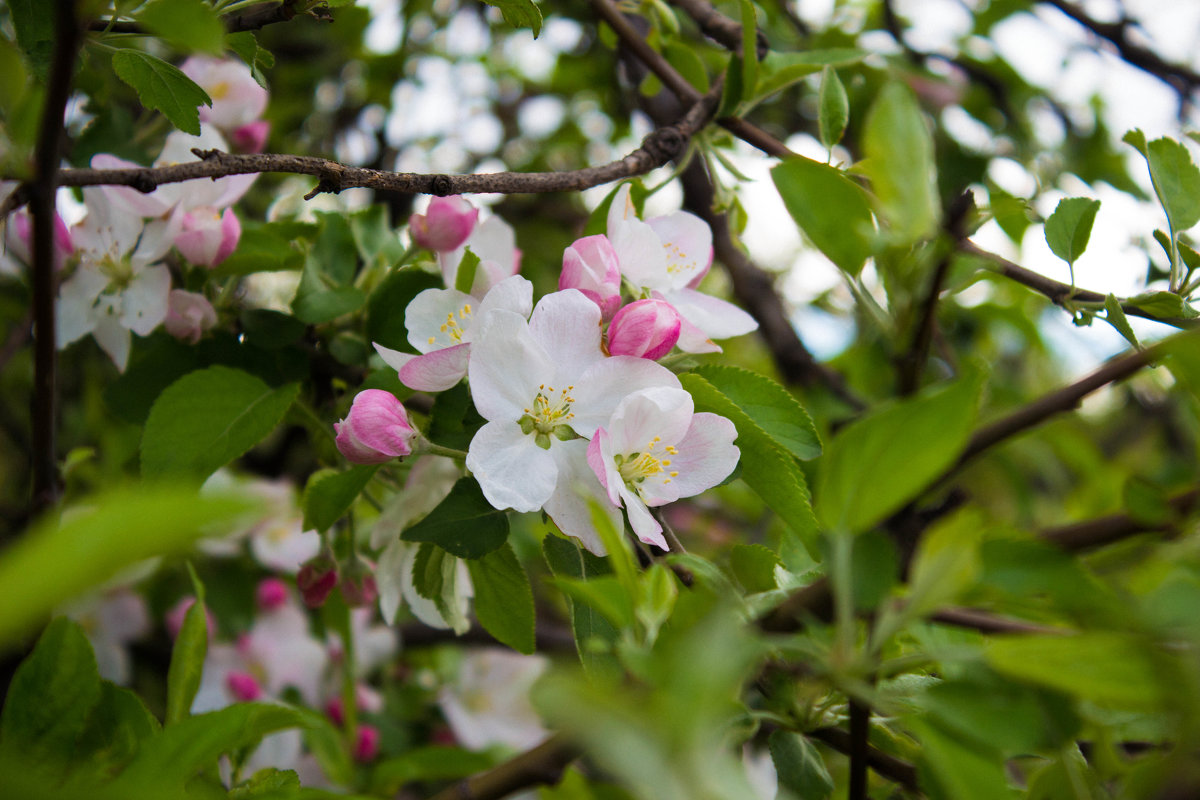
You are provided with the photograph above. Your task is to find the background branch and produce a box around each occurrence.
[423,735,578,800]
[89,0,329,34]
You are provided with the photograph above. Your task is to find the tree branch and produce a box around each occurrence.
[810,727,920,792]
[89,0,330,34]
[1,89,719,215]
[962,241,1198,329]
[30,0,84,515]
[847,700,869,800]
[423,735,578,800]
[1040,486,1200,552]
[667,0,768,59]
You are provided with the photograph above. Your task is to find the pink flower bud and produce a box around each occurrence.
[232,120,270,153]
[410,196,479,252]
[298,554,339,609]
[334,389,418,464]
[560,234,622,320]
[164,289,217,344]
[354,724,381,762]
[256,577,290,611]
[341,572,378,608]
[226,670,263,702]
[6,209,74,270]
[175,207,241,267]
[165,596,217,639]
[607,298,681,360]
[325,697,346,726]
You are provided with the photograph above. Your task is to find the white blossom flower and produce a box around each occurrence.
[438,650,548,751]
[437,214,522,297]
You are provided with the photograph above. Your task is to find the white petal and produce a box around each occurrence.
[92,315,132,371]
[542,439,618,556]
[466,421,557,512]
[474,274,533,324]
[468,309,554,423]
[528,289,604,374]
[119,264,171,335]
[405,287,476,352]
[400,541,453,629]
[398,344,471,391]
[374,342,416,372]
[665,287,758,339]
[377,537,406,626]
[656,412,740,499]
[646,211,712,289]
[621,483,667,550]
[612,217,670,291]
[605,183,636,233]
[674,312,723,354]
[91,154,175,217]
[586,427,622,507]
[56,267,107,346]
[606,387,694,456]
[571,356,679,437]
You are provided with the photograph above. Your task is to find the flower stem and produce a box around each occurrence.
[420,441,468,460]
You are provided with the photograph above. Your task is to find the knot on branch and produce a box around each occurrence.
[131,173,157,194]
[430,175,454,196]
[643,127,685,163]
[191,148,225,161]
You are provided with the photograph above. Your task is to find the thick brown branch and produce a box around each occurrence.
[1,91,718,214]
[424,735,578,800]
[89,0,327,34]
[1040,486,1200,552]
[1040,0,1200,99]
[963,241,1199,329]
[679,161,866,409]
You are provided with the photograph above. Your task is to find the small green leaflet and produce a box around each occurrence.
[137,0,225,56]
[111,50,212,135]
[772,156,874,277]
[466,543,536,654]
[482,0,543,37]
[1044,197,1100,268]
[818,66,849,150]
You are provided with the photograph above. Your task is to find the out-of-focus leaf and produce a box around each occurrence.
[769,730,832,800]
[165,597,208,725]
[862,81,940,243]
[543,535,621,679]
[818,66,849,150]
[753,49,868,102]
[466,543,536,654]
[137,0,224,55]
[481,0,543,36]
[302,465,380,534]
[1103,294,1139,348]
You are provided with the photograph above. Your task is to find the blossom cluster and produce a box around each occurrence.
[336,187,754,554]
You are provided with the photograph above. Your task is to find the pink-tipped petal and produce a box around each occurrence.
[606,298,681,360]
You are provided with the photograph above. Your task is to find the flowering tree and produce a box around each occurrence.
[2,0,1200,798]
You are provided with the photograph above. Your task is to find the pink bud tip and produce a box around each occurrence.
[226,670,263,702]
[297,557,339,609]
[560,234,622,321]
[341,573,378,608]
[354,725,381,762]
[165,596,217,639]
[409,196,479,252]
[334,389,418,464]
[607,298,682,360]
[232,120,270,153]
[256,577,290,611]
[325,697,345,726]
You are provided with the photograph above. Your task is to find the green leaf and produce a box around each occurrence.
[111,50,212,135]
[1122,128,1148,157]
[0,486,256,649]
[985,633,1167,709]
[718,54,746,118]
[349,205,404,265]
[7,0,53,80]
[662,42,709,93]
[692,365,821,460]
[141,366,300,480]
[1146,136,1200,233]
[412,543,470,634]
[481,0,543,36]
[137,0,225,55]
[370,747,493,794]
[1044,197,1100,267]
[817,375,980,535]
[1103,294,1140,348]
[862,81,940,243]
[165,598,209,725]
[302,465,380,534]
[292,250,367,324]
[466,543,536,654]
[0,618,101,774]
[1126,290,1199,319]
[738,0,758,101]
[681,372,820,556]
[401,478,509,559]
[230,768,300,797]
[225,31,273,88]
[818,66,849,150]
[216,220,311,277]
[769,730,833,800]
[730,544,781,594]
[552,575,635,630]
[240,309,307,350]
[906,509,982,618]
[989,188,1033,245]
[367,268,443,352]
[753,48,868,103]
[910,718,1017,800]
[454,248,481,295]
[543,535,621,679]
[772,156,874,276]
[76,682,162,773]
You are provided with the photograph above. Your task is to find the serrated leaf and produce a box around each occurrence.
[730,544,781,594]
[141,366,300,480]
[165,598,208,725]
[481,0,543,36]
[1103,294,1139,348]
[466,543,536,653]
[0,486,256,649]
[401,478,509,558]
[818,66,849,149]
[862,81,940,243]
[817,374,980,535]
[137,0,225,55]
[681,373,819,556]
[772,156,874,276]
[1146,136,1200,234]
[1044,197,1100,267]
[111,50,212,135]
[769,730,833,800]
[692,365,821,460]
[302,464,380,533]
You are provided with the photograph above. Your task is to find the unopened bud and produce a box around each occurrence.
[334,389,418,464]
[256,577,290,611]
[226,670,263,702]
[410,196,479,252]
[297,554,339,609]
[607,298,681,360]
[559,234,622,320]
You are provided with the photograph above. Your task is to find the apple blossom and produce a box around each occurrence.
[226,670,263,702]
[466,289,680,553]
[437,650,548,751]
[354,725,381,762]
[410,195,479,251]
[180,56,269,133]
[61,587,150,685]
[438,215,522,297]
[298,553,340,608]
[606,298,682,359]
[373,273,533,392]
[175,207,241,267]
[606,183,757,352]
[559,234,622,320]
[587,387,739,549]
[3,206,74,271]
[232,120,271,153]
[164,289,218,343]
[334,389,419,464]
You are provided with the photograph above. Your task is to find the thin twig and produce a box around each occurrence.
[30,0,84,515]
[88,0,328,34]
[667,0,769,58]
[810,727,920,792]
[423,735,578,800]
[847,700,870,800]
[0,89,720,215]
[963,241,1198,329]
[1040,486,1200,552]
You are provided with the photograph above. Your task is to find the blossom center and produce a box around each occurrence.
[429,303,472,346]
[518,384,577,449]
[616,436,679,489]
[662,241,695,275]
